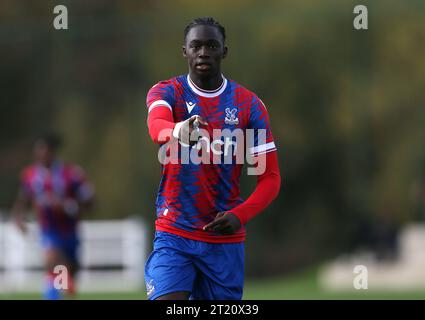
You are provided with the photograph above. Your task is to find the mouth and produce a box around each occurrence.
[195,63,212,71]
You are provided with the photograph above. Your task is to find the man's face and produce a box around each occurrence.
[183,25,227,78]
[34,141,55,166]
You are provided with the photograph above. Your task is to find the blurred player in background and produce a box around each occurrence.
[145,17,281,300]
[11,133,94,300]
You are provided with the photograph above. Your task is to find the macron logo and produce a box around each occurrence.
[186,101,196,113]
[146,279,155,297]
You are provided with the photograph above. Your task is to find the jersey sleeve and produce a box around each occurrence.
[231,151,281,225]
[247,95,277,157]
[146,81,177,144]
[146,81,175,114]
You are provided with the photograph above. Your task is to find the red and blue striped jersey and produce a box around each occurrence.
[20,161,93,236]
[146,74,277,243]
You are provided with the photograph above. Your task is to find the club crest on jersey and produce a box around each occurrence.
[224,108,239,125]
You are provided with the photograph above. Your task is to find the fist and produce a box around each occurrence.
[176,115,208,146]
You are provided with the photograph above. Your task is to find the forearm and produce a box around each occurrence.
[147,107,176,144]
[231,151,281,225]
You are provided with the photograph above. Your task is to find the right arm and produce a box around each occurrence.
[146,82,206,145]
[147,102,176,144]
[146,82,176,144]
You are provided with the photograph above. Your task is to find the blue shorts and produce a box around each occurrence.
[145,231,244,300]
[41,231,80,265]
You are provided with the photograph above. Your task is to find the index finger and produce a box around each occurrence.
[203,216,227,231]
[197,117,208,126]
[192,115,208,126]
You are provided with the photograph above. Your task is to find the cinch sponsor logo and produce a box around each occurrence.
[157,128,271,175]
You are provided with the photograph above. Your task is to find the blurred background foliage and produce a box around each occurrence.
[1,0,425,277]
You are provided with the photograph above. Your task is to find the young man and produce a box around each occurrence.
[145,17,281,300]
[12,134,94,299]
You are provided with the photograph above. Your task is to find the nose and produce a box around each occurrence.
[198,45,210,58]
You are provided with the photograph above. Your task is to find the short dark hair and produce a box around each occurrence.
[184,17,226,43]
[35,133,62,150]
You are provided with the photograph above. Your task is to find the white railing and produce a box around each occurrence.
[0,217,148,293]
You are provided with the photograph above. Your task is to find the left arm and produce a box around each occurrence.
[204,94,281,234]
[204,151,281,234]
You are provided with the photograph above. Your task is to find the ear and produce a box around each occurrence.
[222,46,228,59]
[182,45,187,58]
